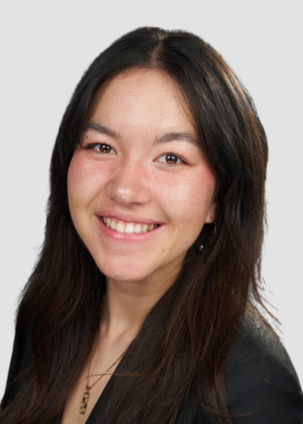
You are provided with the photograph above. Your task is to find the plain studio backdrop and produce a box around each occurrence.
[0,0,302,399]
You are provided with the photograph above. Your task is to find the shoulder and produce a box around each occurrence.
[226,315,297,374]
[225,315,303,422]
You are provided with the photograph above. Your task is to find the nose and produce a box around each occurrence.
[106,159,152,206]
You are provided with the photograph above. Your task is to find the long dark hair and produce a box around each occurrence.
[1,27,271,424]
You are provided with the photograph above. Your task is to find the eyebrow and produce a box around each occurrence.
[82,122,121,139]
[154,132,200,147]
[83,121,200,147]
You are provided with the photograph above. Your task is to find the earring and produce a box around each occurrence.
[197,222,216,252]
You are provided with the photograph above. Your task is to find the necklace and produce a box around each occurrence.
[79,347,127,414]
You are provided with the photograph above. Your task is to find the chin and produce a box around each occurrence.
[97,261,153,284]
[103,272,151,284]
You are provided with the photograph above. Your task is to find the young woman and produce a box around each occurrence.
[1,27,302,424]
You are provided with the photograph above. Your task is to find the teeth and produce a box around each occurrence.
[141,224,148,233]
[116,222,124,233]
[102,217,158,234]
[125,223,135,234]
[134,223,141,233]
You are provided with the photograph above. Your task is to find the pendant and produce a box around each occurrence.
[79,387,90,415]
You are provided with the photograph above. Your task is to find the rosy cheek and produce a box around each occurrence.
[68,156,82,185]
[156,168,215,227]
[68,153,117,208]
[69,151,97,184]
[67,154,94,207]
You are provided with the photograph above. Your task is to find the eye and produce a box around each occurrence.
[95,143,113,153]
[157,153,185,165]
[86,143,115,154]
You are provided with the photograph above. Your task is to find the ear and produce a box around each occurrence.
[205,202,217,224]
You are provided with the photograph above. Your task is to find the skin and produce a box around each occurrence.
[63,69,216,423]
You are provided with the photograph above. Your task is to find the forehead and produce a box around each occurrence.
[87,69,196,135]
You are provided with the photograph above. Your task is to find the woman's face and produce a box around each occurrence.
[68,69,216,287]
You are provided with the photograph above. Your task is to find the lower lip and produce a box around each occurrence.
[96,216,163,242]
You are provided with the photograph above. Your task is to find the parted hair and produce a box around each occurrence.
[1,27,272,424]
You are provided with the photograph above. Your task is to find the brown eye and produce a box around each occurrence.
[165,154,178,164]
[156,152,185,165]
[98,144,112,153]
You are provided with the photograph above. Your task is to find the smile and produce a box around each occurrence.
[102,217,160,234]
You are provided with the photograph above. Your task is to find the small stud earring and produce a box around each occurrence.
[197,222,217,252]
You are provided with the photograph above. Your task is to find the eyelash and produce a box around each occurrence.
[85,143,187,165]
[85,143,115,154]
[157,152,186,165]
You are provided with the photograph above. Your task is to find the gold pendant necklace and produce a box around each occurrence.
[79,348,127,415]
[80,387,91,415]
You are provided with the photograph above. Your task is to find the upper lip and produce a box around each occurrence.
[96,211,164,225]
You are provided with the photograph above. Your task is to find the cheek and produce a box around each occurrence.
[154,168,216,226]
[67,155,90,213]
[67,152,109,209]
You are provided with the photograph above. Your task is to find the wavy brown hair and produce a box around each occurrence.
[1,27,271,424]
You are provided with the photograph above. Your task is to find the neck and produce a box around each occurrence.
[101,271,179,338]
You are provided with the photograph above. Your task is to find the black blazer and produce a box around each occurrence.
[3,316,303,423]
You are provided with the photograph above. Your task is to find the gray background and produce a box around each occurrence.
[1,0,302,398]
